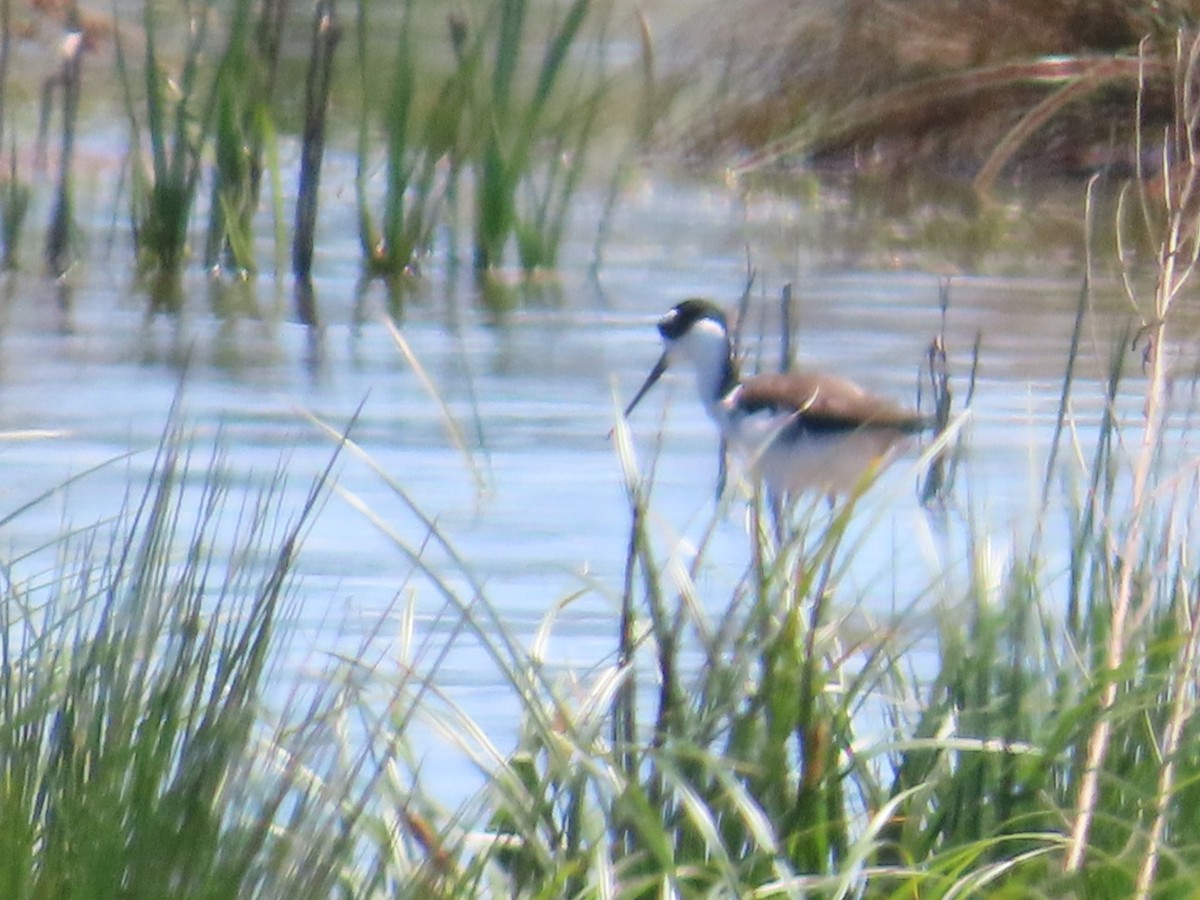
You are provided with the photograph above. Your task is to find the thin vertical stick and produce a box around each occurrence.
[293,0,340,284]
[779,282,795,373]
[45,12,83,277]
[0,0,10,157]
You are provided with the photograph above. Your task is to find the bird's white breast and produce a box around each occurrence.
[718,388,909,496]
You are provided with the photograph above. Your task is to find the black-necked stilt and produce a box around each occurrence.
[623,298,931,498]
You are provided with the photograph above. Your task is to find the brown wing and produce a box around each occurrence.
[737,371,928,433]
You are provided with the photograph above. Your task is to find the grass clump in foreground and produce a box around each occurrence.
[0,418,382,898]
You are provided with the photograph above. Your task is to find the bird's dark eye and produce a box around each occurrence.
[658,310,685,340]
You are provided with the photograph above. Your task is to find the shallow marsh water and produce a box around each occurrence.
[0,145,1170,801]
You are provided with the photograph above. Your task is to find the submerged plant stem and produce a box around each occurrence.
[293,0,339,283]
[44,24,82,277]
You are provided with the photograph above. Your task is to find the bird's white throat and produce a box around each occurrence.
[666,317,736,415]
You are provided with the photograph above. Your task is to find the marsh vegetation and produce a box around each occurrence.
[4,0,1200,897]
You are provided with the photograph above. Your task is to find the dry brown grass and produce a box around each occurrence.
[661,0,1191,182]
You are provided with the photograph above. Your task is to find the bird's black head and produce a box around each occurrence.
[657,298,728,341]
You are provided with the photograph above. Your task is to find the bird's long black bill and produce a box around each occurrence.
[623,353,668,417]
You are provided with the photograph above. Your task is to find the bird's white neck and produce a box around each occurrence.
[670,319,738,418]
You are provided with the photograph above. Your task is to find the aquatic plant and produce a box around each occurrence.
[293,0,339,287]
[204,0,290,275]
[471,0,597,274]
[26,0,619,298]
[511,62,604,274]
[0,150,29,271]
[115,0,281,299]
[353,0,454,280]
[114,0,220,300]
[349,0,608,283]
[40,19,83,277]
[0,0,30,273]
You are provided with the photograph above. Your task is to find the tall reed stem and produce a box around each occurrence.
[1065,32,1200,876]
[44,17,83,277]
[293,0,339,284]
[0,0,9,156]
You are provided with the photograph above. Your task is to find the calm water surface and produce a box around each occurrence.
[0,162,1151,802]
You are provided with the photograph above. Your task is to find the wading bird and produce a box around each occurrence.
[623,298,930,500]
